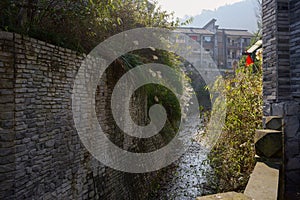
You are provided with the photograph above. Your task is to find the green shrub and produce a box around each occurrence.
[204,62,263,192]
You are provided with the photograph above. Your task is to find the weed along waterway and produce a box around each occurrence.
[150,131,212,199]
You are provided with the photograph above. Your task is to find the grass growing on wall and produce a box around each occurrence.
[204,60,263,192]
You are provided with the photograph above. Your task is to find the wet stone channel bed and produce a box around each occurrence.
[150,141,213,200]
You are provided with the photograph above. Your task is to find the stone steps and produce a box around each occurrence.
[245,116,284,199]
[255,129,283,158]
[255,116,283,159]
[196,116,283,200]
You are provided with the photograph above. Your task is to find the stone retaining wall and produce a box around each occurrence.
[0,31,165,199]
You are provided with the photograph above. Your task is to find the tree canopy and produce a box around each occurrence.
[1,0,187,52]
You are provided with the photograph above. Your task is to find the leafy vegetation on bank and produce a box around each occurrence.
[0,0,190,53]
[121,49,190,131]
[204,53,263,192]
[0,0,192,130]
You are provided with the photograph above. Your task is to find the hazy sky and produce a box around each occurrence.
[156,0,244,18]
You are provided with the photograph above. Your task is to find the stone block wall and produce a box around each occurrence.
[0,31,16,198]
[287,0,300,196]
[262,0,291,108]
[262,0,279,107]
[290,0,300,97]
[262,0,300,197]
[0,31,166,199]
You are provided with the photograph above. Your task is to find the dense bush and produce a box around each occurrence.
[204,59,263,192]
[0,0,192,129]
[0,0,187,52]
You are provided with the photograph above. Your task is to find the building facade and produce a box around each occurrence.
[262,0,300,198]
[176,19,253,69]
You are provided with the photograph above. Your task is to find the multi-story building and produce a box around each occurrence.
[173,27,216,69]
[176,19,253,69]
[217,29,253,68]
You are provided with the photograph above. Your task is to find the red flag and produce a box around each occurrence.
[246,54,254,67]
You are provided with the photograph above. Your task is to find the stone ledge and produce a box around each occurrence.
[0,31,14,40]
[255,129,282,143]
[196,192,252,200]
[244,161,279,200]
[255,129,282,158]
[263,116,282,130]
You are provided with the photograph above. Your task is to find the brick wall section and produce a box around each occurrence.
[262,0,278,111]
[276,0,291,100]
[11,33,93,199]
[287,0,300,195]
[0,31,166,199]
[290,0,300,96]
[262,0,300,197]
[262,0,291,110]
[0,32,16,197]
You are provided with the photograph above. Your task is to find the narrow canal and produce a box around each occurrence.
[150,131,213,200]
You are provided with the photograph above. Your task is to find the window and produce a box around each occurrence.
[204,36,212,42]
[232,52,236,59]
[245,38,251,45]
[190,36,198,41]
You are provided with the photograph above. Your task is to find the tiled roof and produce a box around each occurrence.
[175,27,214,35]
[222,29,253,37]
[203,18,217,29]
